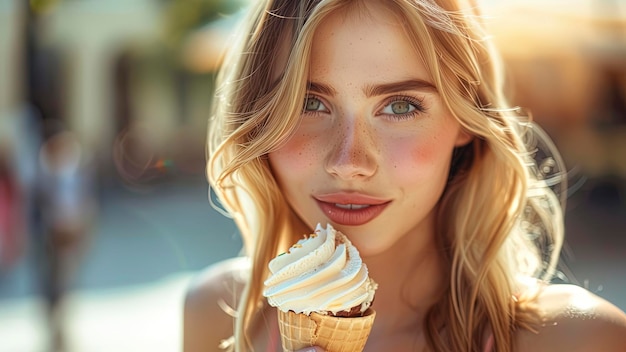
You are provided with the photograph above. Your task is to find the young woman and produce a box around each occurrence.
[184,0,626,351]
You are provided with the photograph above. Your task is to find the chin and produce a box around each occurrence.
[337,230,397,258]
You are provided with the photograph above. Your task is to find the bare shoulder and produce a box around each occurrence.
[515,284,626,352]
[183,256,250,352]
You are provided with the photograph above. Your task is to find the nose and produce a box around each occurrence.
[324,117,377,179]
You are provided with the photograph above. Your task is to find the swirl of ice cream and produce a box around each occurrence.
[263,223,377,316]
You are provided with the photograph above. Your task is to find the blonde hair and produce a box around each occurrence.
[207,0,565,351]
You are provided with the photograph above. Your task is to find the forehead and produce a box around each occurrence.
[308,2,431,84]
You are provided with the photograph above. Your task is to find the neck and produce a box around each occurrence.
[363,212,447,336]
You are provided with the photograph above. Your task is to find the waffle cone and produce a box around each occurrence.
[277,308,376,352]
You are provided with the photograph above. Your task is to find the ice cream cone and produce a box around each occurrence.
[277,308,376,352]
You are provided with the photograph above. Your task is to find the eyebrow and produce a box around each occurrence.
[307,81,337,96]
[364,79,437,97]
[306,79,437,97]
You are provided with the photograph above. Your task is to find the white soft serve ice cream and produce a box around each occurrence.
[263,223,377,316]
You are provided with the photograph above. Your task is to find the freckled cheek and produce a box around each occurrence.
[269,134,323,171]
[386,139,448,180]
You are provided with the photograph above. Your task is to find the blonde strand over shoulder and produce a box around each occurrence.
[386,1,564,351]
[208,1,350,349]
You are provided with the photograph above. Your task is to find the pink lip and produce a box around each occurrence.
[314,192,391,226]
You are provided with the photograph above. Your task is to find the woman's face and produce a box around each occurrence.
[269,3,471,256]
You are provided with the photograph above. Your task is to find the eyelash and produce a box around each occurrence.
[301,94,427,121]
[302,95,329,118]
[378,95,426,121]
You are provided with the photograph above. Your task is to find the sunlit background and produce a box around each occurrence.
[0,0,624,351]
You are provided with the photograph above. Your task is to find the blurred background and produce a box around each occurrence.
[0,0,624,351]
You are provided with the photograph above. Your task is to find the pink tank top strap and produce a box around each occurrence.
[483,332,495,352]
[266,313,280,351]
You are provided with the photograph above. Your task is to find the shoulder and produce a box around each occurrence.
[184,256,250,307]
[515,284,626,352]
[183,257,250,352]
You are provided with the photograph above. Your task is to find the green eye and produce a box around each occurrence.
[380,96,424,120]
[304,97,326,112]
[390,101,411,114]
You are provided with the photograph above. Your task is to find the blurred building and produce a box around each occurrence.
[482,0,626,187]
[0,0,246,189]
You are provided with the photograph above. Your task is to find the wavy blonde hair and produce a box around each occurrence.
[207,0,565,351]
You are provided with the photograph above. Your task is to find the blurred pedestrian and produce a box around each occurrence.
[34,125,97,352]
[0,142,26,272]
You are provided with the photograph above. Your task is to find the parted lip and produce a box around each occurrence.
[313,192,391,205]
[313,191,391,226]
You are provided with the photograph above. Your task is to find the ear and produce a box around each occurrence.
[454,128,473,147]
